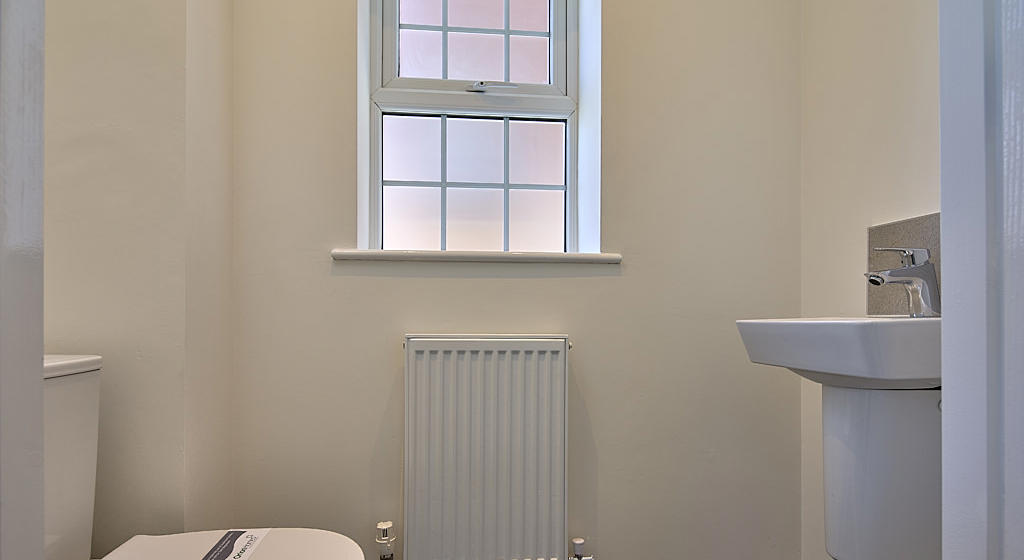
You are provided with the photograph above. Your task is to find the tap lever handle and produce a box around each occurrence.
[872,247,930,267]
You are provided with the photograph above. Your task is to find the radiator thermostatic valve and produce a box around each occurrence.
[571,537,594,560]
[376,521,397,560]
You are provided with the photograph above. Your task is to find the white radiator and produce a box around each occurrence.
[404,335,568,560]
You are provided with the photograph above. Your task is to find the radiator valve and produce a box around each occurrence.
[376,521,396,560]
[571,537,594,560]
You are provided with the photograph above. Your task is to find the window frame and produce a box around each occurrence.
[368,0,580,252]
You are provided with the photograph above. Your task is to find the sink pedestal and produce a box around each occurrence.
[822,386,941,560]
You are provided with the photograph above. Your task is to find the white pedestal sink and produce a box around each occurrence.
[736,317,940,389]
[736,317,941,560]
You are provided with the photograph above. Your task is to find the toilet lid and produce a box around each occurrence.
[102,528,363,560]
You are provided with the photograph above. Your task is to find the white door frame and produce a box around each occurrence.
[0,0,45,558]
[940,0,1023,557]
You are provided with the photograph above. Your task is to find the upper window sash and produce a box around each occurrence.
[378,0,573,103]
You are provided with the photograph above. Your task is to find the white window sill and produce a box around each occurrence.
[331,249,622,264]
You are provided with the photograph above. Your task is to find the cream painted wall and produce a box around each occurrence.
[184,0,235,533]
[45,0,234,555]
[798,1,940,558]
[231,1,802,558]
[44,0,187,554]
[43,1,910,557]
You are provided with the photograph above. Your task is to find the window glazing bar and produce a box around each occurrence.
[504,0,511,82]
[441,0,449,79]
[399,23,549,38]
[383,180,566,190]
[503,117,510,251]
[440,114,448,249]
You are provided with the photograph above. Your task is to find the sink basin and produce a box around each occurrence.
[736,317,941,389]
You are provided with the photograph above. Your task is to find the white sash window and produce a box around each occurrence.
[365,0,593,252]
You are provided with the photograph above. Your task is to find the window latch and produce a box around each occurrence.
[466,81,520,93]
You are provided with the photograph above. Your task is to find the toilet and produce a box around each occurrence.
[43,354,364,560]
[44,355,102,560]
[101,528,363,559]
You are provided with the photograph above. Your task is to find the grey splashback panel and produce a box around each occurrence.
[867,213,940,316]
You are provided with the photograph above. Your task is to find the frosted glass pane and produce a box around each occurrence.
[383,186,442,250]
[400,0,442,25]
[446,188,504,251]
[508,189,564,252]
[508,120,564,185]
[510,0,549,31]
[448,32,504,81]
[383,115,442,182]
[447,118,504,183]
[399,29,442,79]
[509,36,549,84]
[448,0,503,29]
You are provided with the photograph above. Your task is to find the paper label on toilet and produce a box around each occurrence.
[201,529,271,560]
